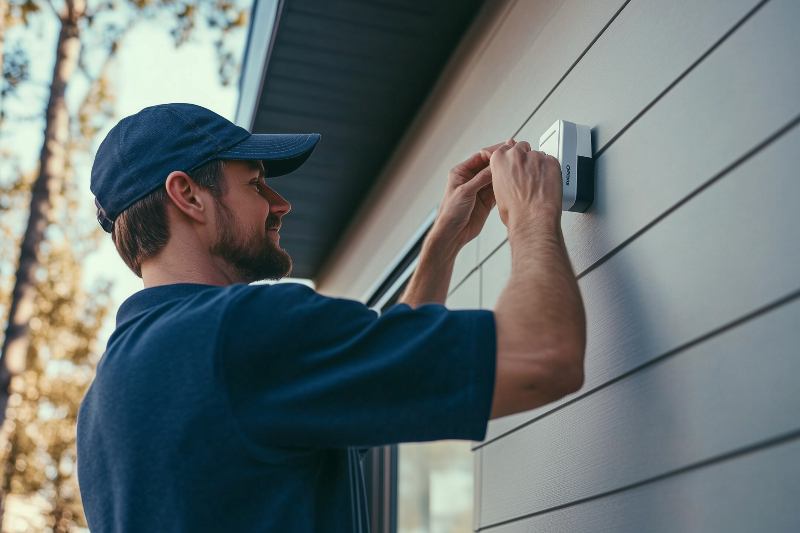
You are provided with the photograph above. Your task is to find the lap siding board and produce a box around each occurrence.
[479,282,800,526]
[486,436,800,532]
[318,0,628,298]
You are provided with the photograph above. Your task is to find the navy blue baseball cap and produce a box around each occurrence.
[90,103,320,232]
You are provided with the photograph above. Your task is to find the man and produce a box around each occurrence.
[77,103,586,532]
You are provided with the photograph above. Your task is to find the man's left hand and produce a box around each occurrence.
[430,142,504,248]
[399,142,505,308]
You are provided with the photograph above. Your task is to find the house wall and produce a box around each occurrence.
[318,0,800,530]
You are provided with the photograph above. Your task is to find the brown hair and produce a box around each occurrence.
[112,159,227,277]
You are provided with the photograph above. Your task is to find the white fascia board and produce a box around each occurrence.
[235,0,283,130]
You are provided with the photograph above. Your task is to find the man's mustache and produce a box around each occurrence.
[265,214,281,232]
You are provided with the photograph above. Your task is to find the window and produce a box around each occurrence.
[362,209,476,533]
[397,441,474,533]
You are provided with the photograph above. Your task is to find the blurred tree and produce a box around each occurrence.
[0,66,112,531]
[0,0,250,526]
[0,166,110,532]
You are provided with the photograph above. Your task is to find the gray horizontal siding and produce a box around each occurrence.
[468,0,800,525]
[442,0,629,292]
[480,0,800,443]
[487,436,800,532]
[477,0,770,265]
[479,279,800,526]
[446,268,480,310]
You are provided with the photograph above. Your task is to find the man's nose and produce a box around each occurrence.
[261,184,291,216]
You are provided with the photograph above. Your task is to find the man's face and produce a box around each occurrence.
[209,160,293,283]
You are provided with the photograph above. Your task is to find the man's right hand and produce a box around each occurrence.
[489,139,563,232]
[486,138,586,420]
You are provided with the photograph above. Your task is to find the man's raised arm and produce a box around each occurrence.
[489,140,586,419]
[396,138,585,420]
[399,144,502,308]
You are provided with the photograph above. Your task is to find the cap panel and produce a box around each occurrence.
[91,104,251,223]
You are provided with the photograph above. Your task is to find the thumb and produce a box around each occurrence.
[460,166,493,197]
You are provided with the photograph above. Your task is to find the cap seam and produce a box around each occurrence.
[165,105,235,153]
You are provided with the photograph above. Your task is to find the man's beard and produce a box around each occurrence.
[209,202,292,283]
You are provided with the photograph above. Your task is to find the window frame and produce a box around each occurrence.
[361,207,437,533]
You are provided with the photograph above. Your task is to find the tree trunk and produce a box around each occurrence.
[0,16,80,412]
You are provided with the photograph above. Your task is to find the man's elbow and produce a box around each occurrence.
[540,343,585,401]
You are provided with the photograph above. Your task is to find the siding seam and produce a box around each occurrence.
[473,0,779,279]
[577,112,800,280]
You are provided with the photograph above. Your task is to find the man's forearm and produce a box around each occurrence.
[498,212,586,361]
[397,229,461,308]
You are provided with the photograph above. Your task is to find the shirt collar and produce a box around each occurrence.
[116,283,218,326]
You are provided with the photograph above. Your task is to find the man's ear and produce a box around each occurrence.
[165,171,209,224]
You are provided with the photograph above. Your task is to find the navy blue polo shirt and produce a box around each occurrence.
[77,282,496,532]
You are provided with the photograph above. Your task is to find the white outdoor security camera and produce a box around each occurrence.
[538,120,594,212]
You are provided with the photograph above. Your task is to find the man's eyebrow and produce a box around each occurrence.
[245,160,266,179]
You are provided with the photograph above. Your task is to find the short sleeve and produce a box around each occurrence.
[219,283,496,449]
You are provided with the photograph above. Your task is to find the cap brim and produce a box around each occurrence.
[218,133,320,177]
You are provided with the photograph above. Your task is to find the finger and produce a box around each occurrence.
[455,149,493,174]
[480,141,507,155]
[460,166,493,196]
[514,141,532,153]
[477,182,496,210]
[492,143,513,159]
[507,138,516,147]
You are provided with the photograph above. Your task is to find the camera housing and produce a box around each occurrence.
[538,120,594,212]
